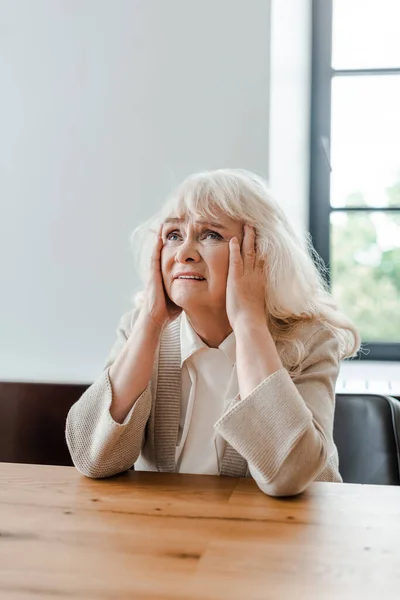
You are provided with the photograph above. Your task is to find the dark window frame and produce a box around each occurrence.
[310,0,400,361]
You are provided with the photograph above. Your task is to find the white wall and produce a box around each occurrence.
[1,0,275,382]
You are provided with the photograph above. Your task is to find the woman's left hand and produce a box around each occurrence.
[226,225,267,330]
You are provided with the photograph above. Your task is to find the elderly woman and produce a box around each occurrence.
[66,169,359,496]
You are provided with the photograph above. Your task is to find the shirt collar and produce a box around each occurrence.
[180,312,236,366]
[219,330,236,365]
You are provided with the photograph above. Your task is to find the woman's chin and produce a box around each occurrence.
[170,293,201,313]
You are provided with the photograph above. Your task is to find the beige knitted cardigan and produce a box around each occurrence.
[66,310,343,496]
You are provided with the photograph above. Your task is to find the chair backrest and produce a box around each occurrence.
[0,382,89,466]
[334,393,400,485]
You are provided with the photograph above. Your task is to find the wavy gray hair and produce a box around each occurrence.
[131,169,360,373]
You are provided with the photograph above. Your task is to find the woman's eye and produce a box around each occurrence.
[203,230,222,240]
[166,231,181,241]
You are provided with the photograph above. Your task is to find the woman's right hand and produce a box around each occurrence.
[140,229,182,330]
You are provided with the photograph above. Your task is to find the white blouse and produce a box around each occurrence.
[176,311,238,474]
[176,313,238,475]
[176,312,270,493]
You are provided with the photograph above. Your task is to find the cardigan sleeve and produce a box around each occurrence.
[65,309,153,479]
[214,325,342,496]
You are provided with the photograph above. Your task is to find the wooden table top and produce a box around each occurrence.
[1,463,400,600]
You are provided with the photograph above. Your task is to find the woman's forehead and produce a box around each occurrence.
[162,211,240,229]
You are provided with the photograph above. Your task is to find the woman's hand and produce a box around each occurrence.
[226,225,267,330]
[140,228,182,330]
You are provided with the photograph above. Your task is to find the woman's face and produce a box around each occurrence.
[161,210,244,314]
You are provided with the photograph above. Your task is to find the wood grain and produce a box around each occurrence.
[1,463,400,600]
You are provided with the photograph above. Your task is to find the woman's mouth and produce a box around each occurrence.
[174,272,206,281]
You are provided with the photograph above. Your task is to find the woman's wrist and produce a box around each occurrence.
[234,316,283,399]
[136,309,165,337]
[232,312,269,334]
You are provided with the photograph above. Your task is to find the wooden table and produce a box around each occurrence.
[1,463,400,600]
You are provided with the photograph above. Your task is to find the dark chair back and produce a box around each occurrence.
[334,393,400,485]
[0,382,89,466]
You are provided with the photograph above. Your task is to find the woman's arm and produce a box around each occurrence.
[234,317,282,398]
[225,227,283,397]
[66,231,181,479]
[108,312,162,423]
[65,309,159,478]
[109,230,181,424]
[215,325,342,496]
[221,227,341,496]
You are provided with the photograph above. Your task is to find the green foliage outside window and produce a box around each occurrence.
[330,181,400,343]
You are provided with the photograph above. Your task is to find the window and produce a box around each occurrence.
[310,0,400,360]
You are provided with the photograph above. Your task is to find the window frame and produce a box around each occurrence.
[310,0,400,361]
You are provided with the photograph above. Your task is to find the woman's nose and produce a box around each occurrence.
[175,239,201,263]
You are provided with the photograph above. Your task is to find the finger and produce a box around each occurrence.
[150,229,163,273]
[228,237,243,278]
[242,225,256,272]
[152,232,163,258]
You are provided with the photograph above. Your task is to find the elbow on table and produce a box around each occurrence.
[254,448,329,498]
[254,477,310,498]
[71,456,133,479]
[66,436,136,479]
